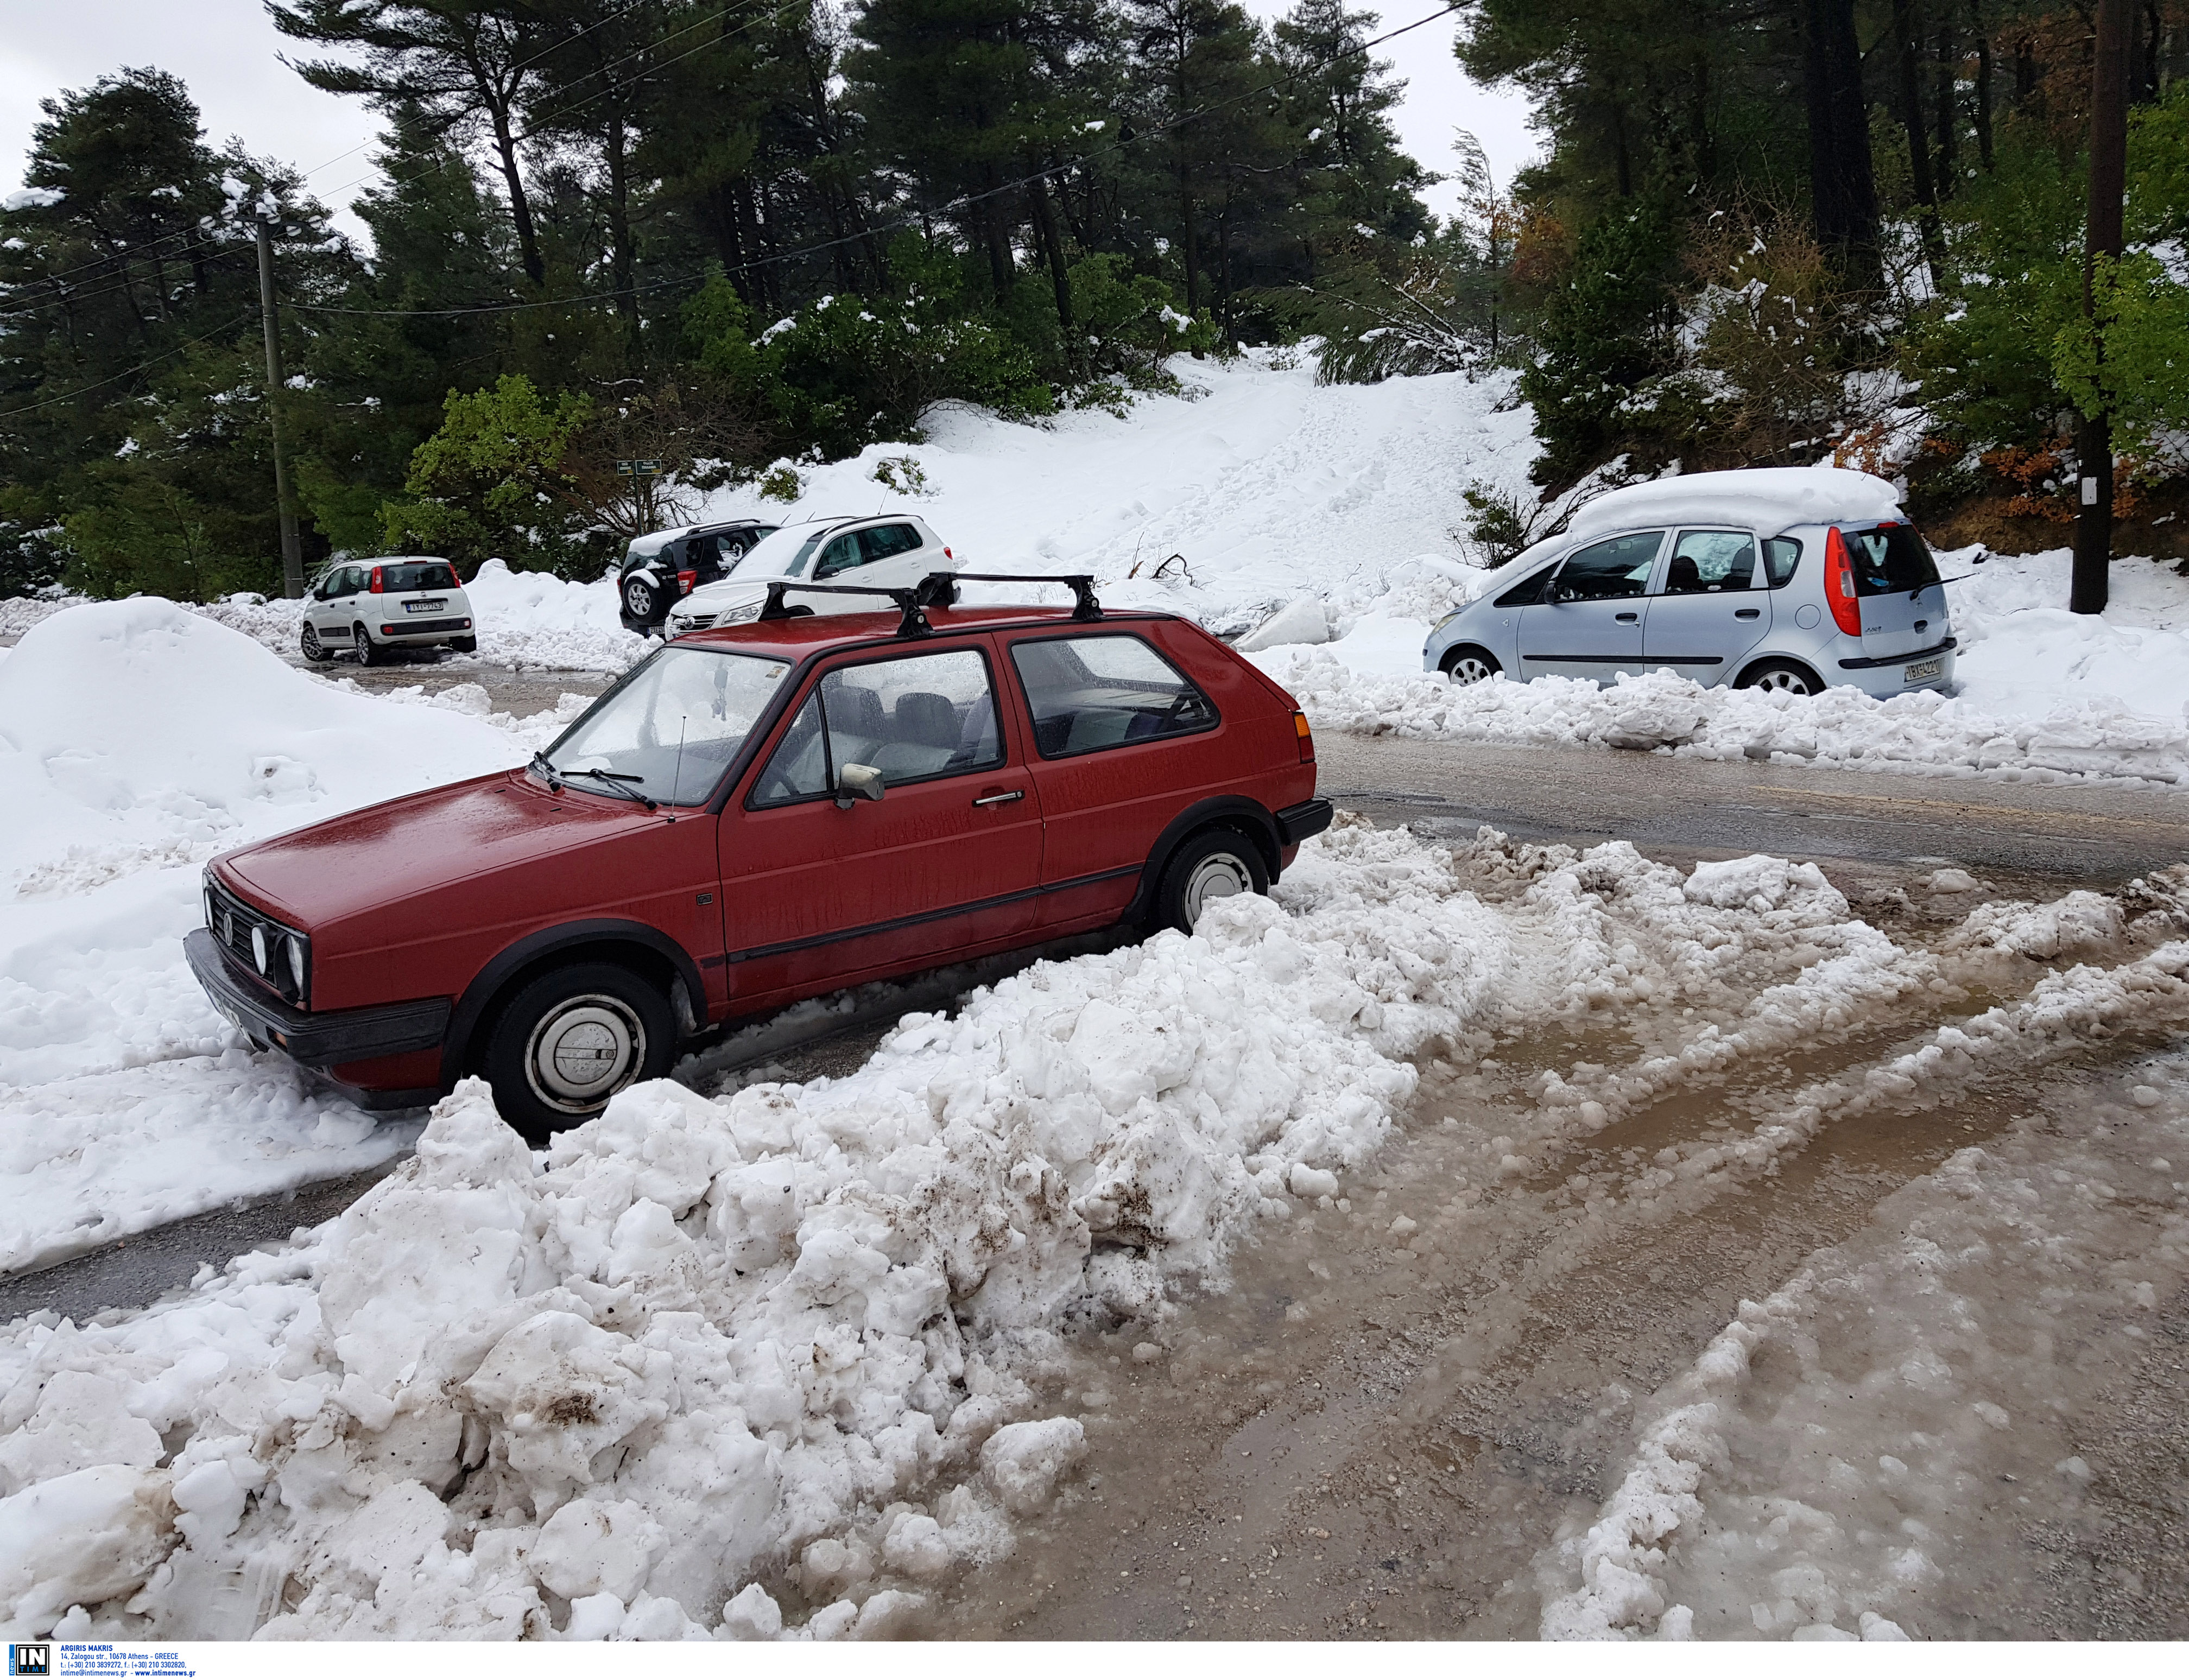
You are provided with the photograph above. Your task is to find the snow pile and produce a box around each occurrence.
[0,603,580,1273]
[1952,546,2189,722]
[459,561,643,674]
[1538,1042,2189,1641]
[0,820,1515,1640]
[1256,649,2189,787]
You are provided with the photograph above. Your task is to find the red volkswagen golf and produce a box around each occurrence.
[186,576,1331,1138]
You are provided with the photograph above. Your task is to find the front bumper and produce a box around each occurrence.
[185,928,452,1069]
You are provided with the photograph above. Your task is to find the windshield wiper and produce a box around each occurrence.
[561,765,660,810]
[528,750,562,792]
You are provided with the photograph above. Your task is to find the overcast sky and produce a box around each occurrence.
[1,0,1537,249]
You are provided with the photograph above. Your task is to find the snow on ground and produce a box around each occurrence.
[0,603,589,1274]
[1538,1042,2189,1642]
[0,809,1995,1641]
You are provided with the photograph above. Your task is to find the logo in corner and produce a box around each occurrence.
[9,1648,50,1678]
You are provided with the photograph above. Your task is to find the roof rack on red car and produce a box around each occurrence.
[914,571,1103,622]
[757,579,933,637]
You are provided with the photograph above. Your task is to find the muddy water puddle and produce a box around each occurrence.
[928,1010,2189,1640]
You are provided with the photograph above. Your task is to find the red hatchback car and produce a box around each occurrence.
[186,577,1331,1138]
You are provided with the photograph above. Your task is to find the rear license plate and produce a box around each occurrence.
[404,598,446,614]
[1903,657,1943,683]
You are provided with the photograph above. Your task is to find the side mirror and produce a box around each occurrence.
[834,763,885,808]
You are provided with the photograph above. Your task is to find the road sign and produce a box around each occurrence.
[616,459,664,477]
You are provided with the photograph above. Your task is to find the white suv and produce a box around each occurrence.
[665,515,951,634]
[300,558,477,665]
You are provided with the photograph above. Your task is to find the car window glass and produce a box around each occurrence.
[1841,525,1939,596]
[547,647,791,807]
[1494,565,1557,608]
[381,561,457,593]
[1553,532,1663,601]
[1010,633,1216,759]
[814,535,863,579]
[858,523,922,565]
[344,566,369,595]
[1661,531,1756,594]
[1763,536,1802,586]
[751,646,1003,807]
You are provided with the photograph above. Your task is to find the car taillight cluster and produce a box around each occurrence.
[677,569,698,594]
[1293,709,1315,764]
[1824,527,1863,637]
[369,566,384,593]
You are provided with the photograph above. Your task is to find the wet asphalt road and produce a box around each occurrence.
[9,686,2189,1324]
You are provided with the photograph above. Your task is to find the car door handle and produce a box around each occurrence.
[972,789,1024,807]
[1735,608,1761,619]
[1615,611,1639,622]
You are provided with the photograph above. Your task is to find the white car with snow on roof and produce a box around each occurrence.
[1424,468,1974,698]
[664,514,951,635]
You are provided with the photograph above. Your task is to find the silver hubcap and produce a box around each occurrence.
[628,582,654,616]
[302,629,320,655]
[1446,654,1494,686]
[1755,669,1812,695]
[526,993,644,1114]
[1182,852,1252,928]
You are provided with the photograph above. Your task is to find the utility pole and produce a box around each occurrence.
[2072,0,2131,616]
[255,216,305,600]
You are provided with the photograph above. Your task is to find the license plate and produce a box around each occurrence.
[1903,657,1943,683]
[404,598,446,614]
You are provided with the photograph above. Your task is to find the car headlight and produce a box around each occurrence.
[722,600,763,625]
[1432,607,1465,631]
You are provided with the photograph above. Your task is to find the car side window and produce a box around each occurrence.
[1552,532,1664,601]
[814,535,864,580]
[1494,565,1557,608]
[750,646,1004,807]
[1661,530,1757,594]
[859,523,923,565]
[1763,536,1802,587]
[1009,633,1216,759]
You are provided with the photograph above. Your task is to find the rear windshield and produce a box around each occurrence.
[1840,525,1938,597]
[382,562,458,592]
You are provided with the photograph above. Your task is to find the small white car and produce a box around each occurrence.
[665,514,952,634]
[300,558,476,665]
[1424,468,1963,699]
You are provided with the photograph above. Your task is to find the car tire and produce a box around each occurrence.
[300,624,333,663]
[1735,658,1821,696]
[450,636,477,654]
[1153,826,1270,935]
[1440,644,1501,686]
[353,621,383,667]
[483,961,676,1142]
[624,578,656,623]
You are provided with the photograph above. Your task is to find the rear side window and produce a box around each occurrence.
[1662,531,1756,594]
[1763,536,1802,587]
[1010,633,1216,758]
[859,523,923,563]
[381,562,457,592]
[1840,524,1939,596]
[1553,532,1663,601]
[750,646,1003,807]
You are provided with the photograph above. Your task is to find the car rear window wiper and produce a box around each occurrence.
[561,765,660,810]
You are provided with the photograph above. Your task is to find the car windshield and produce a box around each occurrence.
[1840,524,1940,597]
[720,523,840,582]
[382,561,458,592]
[542,646,790,806]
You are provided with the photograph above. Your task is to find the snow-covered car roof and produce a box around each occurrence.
[1564,467,1905,544]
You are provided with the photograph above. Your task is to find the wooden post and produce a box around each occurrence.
[255,218,305,600]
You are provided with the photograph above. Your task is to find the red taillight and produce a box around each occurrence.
[943,547,953,560]
[677,569,697,595]
[1824,528,1862,637]
[369,566,385,593]
[1293,709,1315,764]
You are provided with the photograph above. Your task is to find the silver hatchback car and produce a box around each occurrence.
[1424,468,1958,698]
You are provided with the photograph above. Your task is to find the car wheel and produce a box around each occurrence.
[624,578,655,622]
[483,961,676,1141]
[300,624,333,663]
[1153,826,1270,935]
[450,636,477,654]
[1735,658,1821,696]
[1440,645,1501,686]
[353,621,383,667]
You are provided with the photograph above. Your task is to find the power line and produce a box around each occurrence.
[0,313,255,420]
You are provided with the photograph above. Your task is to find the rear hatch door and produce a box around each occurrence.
[1844,523,1947,661]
